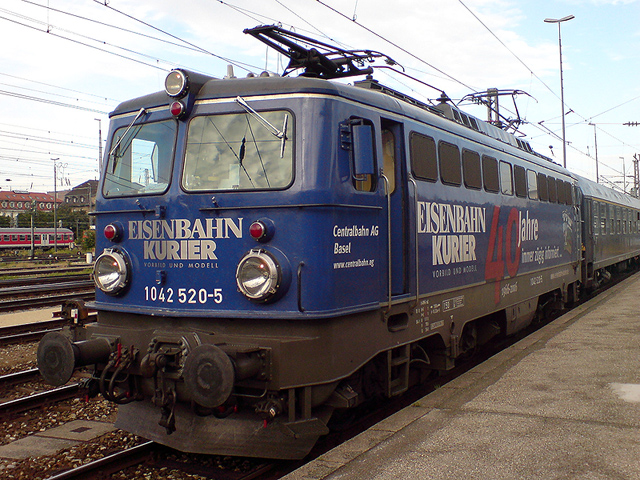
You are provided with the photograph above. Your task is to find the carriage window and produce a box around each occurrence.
[183,110,293,192]
[593,201,599,235]
[547,176,557,203]
[104,119,176,197]
[527,170,538,200]
[462,149,481,189]
[617,207,621,234]
[500,161,513,195]
[438,141,461,186]
[601,203,607,233]
[537,173,548,201]
[609,205,615,234]
[410,132,437,182]
[514,165,527,198]
[482,156,499,193]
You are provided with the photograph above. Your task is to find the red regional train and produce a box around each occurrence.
[0,228,75,250]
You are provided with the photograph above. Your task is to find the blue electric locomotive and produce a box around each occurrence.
[37,26,640,459]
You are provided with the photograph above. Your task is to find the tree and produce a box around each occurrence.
[81,229,95,251]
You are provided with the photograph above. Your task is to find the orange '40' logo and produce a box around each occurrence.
[484,206,522,304]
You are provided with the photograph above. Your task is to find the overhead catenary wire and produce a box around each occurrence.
[0,12,167,72]
[92,0,255,74]
[314,0,475,92]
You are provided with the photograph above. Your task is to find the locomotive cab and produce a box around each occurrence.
[39,66,412,458]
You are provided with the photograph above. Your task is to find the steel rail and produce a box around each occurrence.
[44,441,155,480]
[0,368,41,387]
[0,383,82,416]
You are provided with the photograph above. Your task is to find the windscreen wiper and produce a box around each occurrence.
[235,96,288,158]
[108,108,147,171]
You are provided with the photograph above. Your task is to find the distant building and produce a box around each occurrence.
[0,190,60,224]
[63,180,99,213]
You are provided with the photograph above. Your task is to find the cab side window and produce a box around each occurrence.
[382,129,396,194]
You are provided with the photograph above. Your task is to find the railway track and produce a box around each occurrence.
[0,382,82,416]
[0,278,95,312]
[44,441,277,480]
[0,265,91,278]
[0,367,41,386]
[44,441,156,480]
[0,314,97,346]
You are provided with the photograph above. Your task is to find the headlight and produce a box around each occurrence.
[236,248,281,302]
[165,69,188,97]
[93,249,130,295]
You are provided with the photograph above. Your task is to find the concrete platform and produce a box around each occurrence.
[0,307,59,328]
[0,420,115,460]
[284,273,640,480]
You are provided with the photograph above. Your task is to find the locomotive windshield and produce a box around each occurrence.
[182,110,293,191]
[103,119,177,197]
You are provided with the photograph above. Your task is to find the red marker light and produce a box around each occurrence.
[104,224,122,242]
[170,101,185,117]
[249,221,266,240]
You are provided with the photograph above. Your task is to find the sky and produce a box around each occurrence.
[1,0,639,194]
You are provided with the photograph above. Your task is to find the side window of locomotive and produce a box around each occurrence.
[462,149,482,190]
[514,165,527,198]
[527,170,538,200]
[556,179,566,204]
[349,121,376,192]
[547,176,557,203]
[499,161,513,195]
[410,132,438,182]
[438,141,461,186]
[381,129,396,194]
[537,173,548,201]
[104,119,177,197]
[482,155,499,193]
[183,110,293,192]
